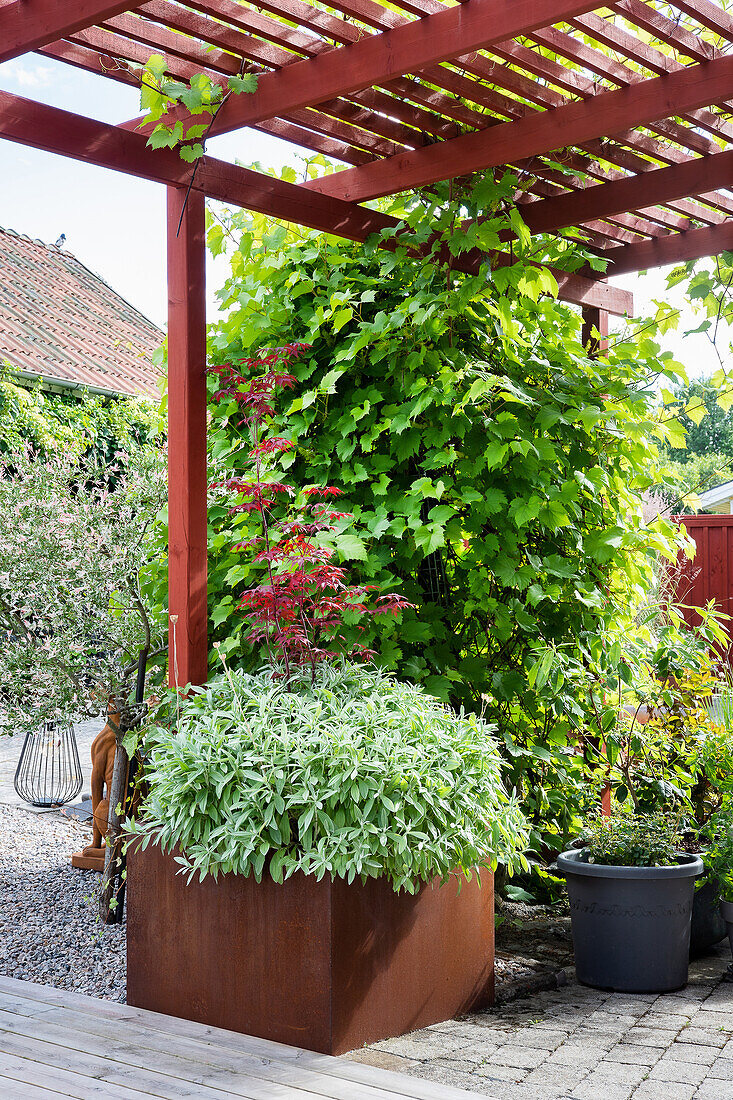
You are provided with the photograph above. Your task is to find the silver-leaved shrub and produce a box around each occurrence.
[129,661,530,892]
[0,447,167,738]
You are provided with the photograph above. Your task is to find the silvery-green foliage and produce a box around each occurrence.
[0,448,167,737]
[130,661,530,891]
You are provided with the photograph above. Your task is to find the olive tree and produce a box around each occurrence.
[0,446,167,919]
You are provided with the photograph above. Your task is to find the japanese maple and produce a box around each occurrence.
[208,344,411,679]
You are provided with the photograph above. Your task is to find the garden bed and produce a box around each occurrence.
[0,805,570,1012]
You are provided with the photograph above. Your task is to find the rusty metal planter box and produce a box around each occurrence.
[126,843,494,1055]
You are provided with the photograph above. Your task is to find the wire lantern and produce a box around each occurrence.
[14,721,84,808]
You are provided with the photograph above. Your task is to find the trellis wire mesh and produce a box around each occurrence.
[417,500,450,605]
[14,721,84,808]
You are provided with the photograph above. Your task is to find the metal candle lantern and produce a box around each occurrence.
[14,721,84,808]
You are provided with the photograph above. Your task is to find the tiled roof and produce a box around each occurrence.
[0,226,163,399]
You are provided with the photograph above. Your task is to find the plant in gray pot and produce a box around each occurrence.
[558,813,702,993]
[696,802,733,978]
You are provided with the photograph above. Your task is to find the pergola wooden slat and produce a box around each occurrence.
[135,0,601,136]
[3,0,733,683]
[0,0,136,62]
[306,54,733,202]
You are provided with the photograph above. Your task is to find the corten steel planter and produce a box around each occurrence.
[127,843,494,1055]
[558,848,703,993]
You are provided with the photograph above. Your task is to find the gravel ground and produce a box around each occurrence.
[0,804,125,1001]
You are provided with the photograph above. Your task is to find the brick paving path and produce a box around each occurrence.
[349,945,733,1100]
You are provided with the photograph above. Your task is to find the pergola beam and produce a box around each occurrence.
[519,150,733,238]
[0,0,136,63]
[0,89,632,315]
[600,220,733,277]
[307,53,733,203]
[135,0,600,137]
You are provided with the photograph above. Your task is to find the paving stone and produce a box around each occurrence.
[584,1011,640,1030]
[521,1062,587,1091]
[674,1027,729,1048]
[630,1082,696,1100]
[451,1043,507,1066]
[635,1012,691,1029]
[346,1049,419,1072]
[568,1077,635,1100]
[485,1045,549,1070]
[572,1027,626,1050]
[647,1058,709,1085]
[602,1043,664,1066]
[460,1019,517,1037]
[695,983,731,996]
[609,993,657,1005]
[622,1027,679,1047]
[708,1058,733,1082]
[495,1086,564,1100]
[590,1061,648,1085]
[699,990,733,1011]
[505,1028,567,1050]
[694,1082,733,1100]
[528,1006,590,1021]
[692,1009,733,1031]
[406,1061,497,1094]
[457,1056,519,1082]
[547,1042,616,1067]
[661,1042,720,1065]
[642,998,700,1016]
[409,1025,470,1044]
[372,1036,434,1059]
[422,1021,472,1038]
[355,945,733,1096]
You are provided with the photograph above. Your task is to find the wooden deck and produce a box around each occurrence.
[0,976,486,1099]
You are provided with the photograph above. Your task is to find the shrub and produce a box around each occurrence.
[0,368,162,464]
[581,813,682,868]
[0,447,167,737]
[196,171,690,864]
[129,661,530,891]
[694,788,733,900]
[208,345,412,677]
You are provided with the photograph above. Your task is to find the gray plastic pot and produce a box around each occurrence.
[691,880,727,956]
[557,848,703,993]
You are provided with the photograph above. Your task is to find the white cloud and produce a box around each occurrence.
[7,63,54,89]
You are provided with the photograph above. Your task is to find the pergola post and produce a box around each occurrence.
[581,305,609,355]
[166,186,208,688]
[582,303,612,815]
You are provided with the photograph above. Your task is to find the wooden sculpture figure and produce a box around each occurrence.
[71,704,119,872]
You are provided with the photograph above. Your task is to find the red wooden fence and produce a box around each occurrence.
[674,515,733,649]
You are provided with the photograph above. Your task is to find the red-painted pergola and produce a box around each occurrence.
[3,0,732,685]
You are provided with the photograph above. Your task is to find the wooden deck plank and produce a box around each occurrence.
[0,1021,239,1100]
[0,978,489,1100]
[0,1007,310,1099]
[0,1074,72,1100]
[0,1047,156,1100]
[0,993,433,1100]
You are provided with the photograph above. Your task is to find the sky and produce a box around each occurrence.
[0,54,727,379]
